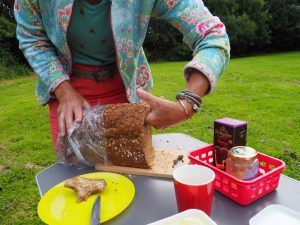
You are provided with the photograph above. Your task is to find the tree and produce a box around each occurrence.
[0,1,27,65]
[0,0,14,20]
[145,0,273,58]
[143,18,192,61]
[205,0,271,54]
[266,0,300,50]
[0,16,17,65]
[1,0,299,63]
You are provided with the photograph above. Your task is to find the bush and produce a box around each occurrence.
[0,0,299,64]
[0,0,14,19]
[144,0,272,59]
[205,0,271,54]
[0,62,29,80]
[266,0,300,51]
[0,15,29,79]
[0,16,18,65]
[143,18,192,61]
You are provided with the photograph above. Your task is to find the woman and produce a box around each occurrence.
[14,0,230,146]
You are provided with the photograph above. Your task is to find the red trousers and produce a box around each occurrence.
[48,63,128,146]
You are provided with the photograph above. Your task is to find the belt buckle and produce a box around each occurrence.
[93,67,113,83]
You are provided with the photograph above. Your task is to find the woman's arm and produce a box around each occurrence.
[137,70,209,129]
[137,0,230,129]
[14,0,70,102]
[152,0,230,92]
[14,1,90,136]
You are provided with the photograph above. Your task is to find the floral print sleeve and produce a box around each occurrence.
[152,0,230,93]
[14,0,70,105]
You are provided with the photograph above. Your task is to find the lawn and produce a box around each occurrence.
[0,51,299,224]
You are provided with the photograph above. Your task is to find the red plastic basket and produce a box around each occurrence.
[188,144,285,205]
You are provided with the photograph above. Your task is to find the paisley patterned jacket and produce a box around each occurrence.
[14,0,230,105]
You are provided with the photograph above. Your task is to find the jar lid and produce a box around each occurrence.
[228,146,257,161]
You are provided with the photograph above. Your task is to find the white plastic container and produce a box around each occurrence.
[147,209,217,225]
[249,204,300,225]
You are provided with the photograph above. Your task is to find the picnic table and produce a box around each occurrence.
[36,133,300,225]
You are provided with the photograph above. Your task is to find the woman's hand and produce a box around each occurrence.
[136,89,194,129]
[54,81,90,136]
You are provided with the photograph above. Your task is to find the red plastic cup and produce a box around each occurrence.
[173,165,215,216]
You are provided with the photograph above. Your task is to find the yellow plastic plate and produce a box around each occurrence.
[37,172,135,225]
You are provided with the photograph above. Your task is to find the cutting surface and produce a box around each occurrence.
[95,149,189,178]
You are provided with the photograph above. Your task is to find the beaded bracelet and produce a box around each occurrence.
[182,90,203,104]
[176,90,202,113]
[177,90,202,104]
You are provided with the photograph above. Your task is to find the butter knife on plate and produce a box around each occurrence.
[90,196,101,225]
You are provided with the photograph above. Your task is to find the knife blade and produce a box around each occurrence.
[90,196,101,225]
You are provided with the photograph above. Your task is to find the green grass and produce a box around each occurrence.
[0,51,299,224]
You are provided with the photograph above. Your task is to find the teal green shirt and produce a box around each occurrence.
[67,0,115,66]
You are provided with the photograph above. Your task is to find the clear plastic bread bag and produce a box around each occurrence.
[55,105,110,166]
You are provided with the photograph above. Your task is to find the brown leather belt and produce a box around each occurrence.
[71,63,116,83]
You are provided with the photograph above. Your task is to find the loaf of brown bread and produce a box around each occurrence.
[59,103,154,168]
